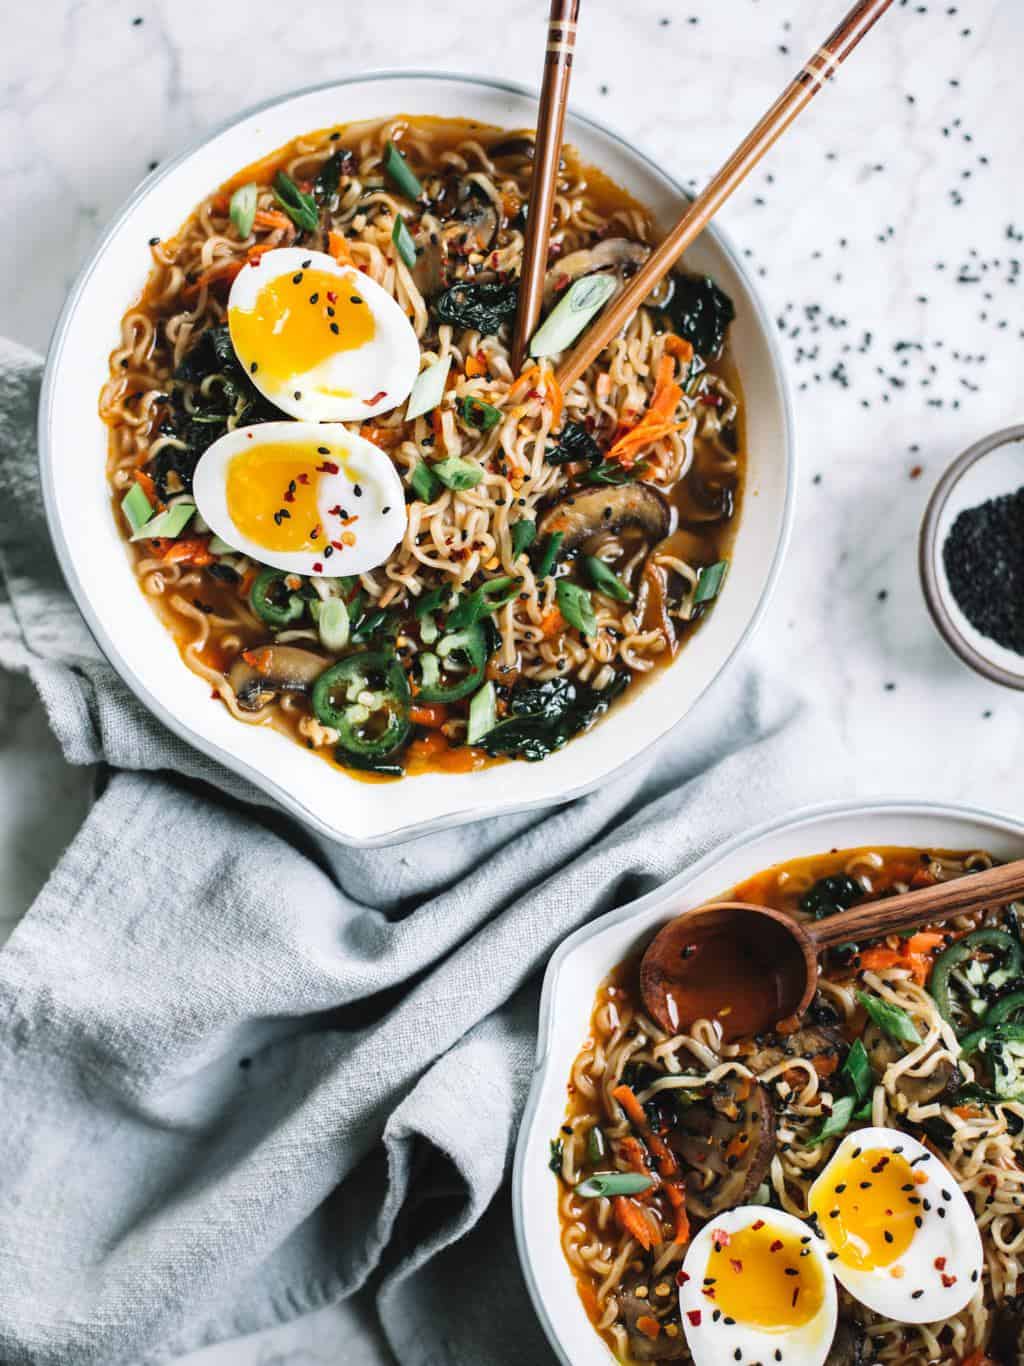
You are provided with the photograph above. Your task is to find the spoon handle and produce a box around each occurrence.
[807,858,1024,951]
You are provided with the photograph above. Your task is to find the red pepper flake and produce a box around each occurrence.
[752,1220,765,1231]
[701,392,723,407]
[702,1286,716,1301]
[910,464,923,479]
[316,461,340,474]
[770,1240,783,1254]
[685,1310,701,1327]
[934,1257,947,1271]
[366,390,387,405]
[711,1229,730,1251]
[331,540,344,550]
[312,562,323,573]
[326,291,337,303]
[675,1270,690,1286]
[297,473,310,485]
[284,490,295,503]
[729,1259,743,1275]
[941,1273,957,1288]
[791,1287,800,1308]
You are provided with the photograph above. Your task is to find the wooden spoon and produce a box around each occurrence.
[640,858,1024,1042]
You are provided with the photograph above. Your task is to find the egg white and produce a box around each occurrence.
[808,1126,983,1323]
[227,247,420,421]
[679,1205,838,1366]
[191,421,406,576]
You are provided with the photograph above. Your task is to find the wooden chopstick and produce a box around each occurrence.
[554,0,895,392]
[510,0,581,372]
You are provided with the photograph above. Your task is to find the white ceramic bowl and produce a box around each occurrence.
[513,798,1024,1366]
[40,72,793,846]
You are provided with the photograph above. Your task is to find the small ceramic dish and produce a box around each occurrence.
[512,798,1024,1366]
[40,72,793,846]
[919,424,1024,691]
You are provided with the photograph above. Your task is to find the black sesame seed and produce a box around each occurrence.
[318,447,330,455]
[330,323,340,334]
[310,292,319,304]
[292,273,303,285]
[354,484,363,497]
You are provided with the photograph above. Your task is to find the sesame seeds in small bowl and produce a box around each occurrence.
[919,425,1024,691]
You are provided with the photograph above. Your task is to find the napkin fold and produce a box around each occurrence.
[0,338,846,1366]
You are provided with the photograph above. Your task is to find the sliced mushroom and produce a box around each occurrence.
[617,1276,691,1362]
[739,1020,847,1077]
[537,483,671,556]
[228,646,326,712]
[862,1021,962,1106]
[991,1293,1024,1365]
[455,199,500,255]
[669,1074,777,1219]
[543,237,650,309]
[411,235,448,300]
[488,134,536,161]
[826,1319,869,1366]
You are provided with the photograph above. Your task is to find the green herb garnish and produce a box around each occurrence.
[857,990,922,1045]
[535,531,564,579]
[807,1094,857,1149]
[391,214,417,269]
[585,556,632,603]
[410,461,443,503]
[273,171,319,234]
[130,500,195,542]
[432,455,483,492]
[121,482,154,535]
[693,559,729,606]
[229,183,257,239]
[510,519,537,561]
[447,577,520,630]
[556,581,597,638]
[840,1038,873,1104]
[574,1171,655,1199]
[383,139,423,200]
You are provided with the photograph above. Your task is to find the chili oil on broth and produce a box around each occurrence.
[101,114,745,782]
[555,845,1024,1366]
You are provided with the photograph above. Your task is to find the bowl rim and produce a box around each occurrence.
[918,423,1024,692]
[512,795,1024,1365]
[38,68,795,847]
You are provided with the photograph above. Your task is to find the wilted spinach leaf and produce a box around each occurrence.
[433,280,519,334]
[799,875,864,920]
[484,673,628,762]
[662,273,735,357]
[314,149,353,204]
[546,421,602,466]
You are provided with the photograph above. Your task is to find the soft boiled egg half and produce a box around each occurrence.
[679,1206,838,1366]
[808,1126,983,1323]
[192,421,406,576]
[227,247,419,421]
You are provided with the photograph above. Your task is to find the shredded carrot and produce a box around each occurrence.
[407,732,449,762]
[910,866,938,889]
[328,230,356,267]
[858,948,903,972]
[181,244,275,300]
[134,470,159,506]
[811,1053,839,1078]
[540,606,565,638]
[254,209,293,232]
[464,351,489,379]
[664,1182,690,1245]
[409,702,449,729]
[612,1196,654,1251]
[959,1354,998,1366]
[430,408,445,453]
[162,537,215,567]
[508,363,542,402]
[242,648,273,676]
[612,1084,648,1131]
[211,194,230,215]
[543,365,564,431]
[954,1105,984,1121]
[618,1136,649,1174]
[360,425,402,450]
[860,930,946,986]
[612,1083,690,1243]
[239,568,257,598]
[607,353,687,467]
[663,334,695,363]
[635,1316,661,1342]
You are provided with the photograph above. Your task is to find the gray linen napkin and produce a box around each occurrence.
[0,337,847,1366]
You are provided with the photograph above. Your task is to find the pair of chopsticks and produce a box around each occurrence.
[511,0,896,387]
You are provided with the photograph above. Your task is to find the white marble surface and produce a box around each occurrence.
[2,0,1023,1361]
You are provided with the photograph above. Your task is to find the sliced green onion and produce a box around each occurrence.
[693,559,730,606]
[447,577,519,630]
[549,1139,564,1173]
[316,597,350,652]
[574,1171,654,1199]
[273,171,319,234]
[585,556,632,603]
[410,460,443,502]
[857,990,921,1046]
[131,500,195,541]
[460,395,502,431]
[467,681,497,743]
[229,183,257,239]
[432,455,483,492]
[587,1126,607,1165]
[510,519,537,561]
[420,613,439,645]
[415,586,447,619]
[121,482,153,534]
[535,531,564,579]
[556,581,597,638]
[840,1038,873,1104]
[529,273,617,358]
[406,357,451,421]
[391,214,417,270]
[383,139,423,200]
[208,534,239,556]
[807,1094,857,1149]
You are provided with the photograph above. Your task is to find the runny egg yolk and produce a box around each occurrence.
[225,444,323,552]
[809,1146,919,1271]
[229,267,374,392]
[704,1221,825,1331]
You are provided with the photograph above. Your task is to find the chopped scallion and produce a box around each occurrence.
[406,357,451,421]
[535,530,564,579]
[529,273,617,358]
[840,1038,873,1104]
[587,1126,607,1164]
[273,171,319,234]
[693,559,729,606]
[432,455,483,492]
[121,482,153,535]
[446,577,519,630]
[574,1171,654,1199]
[460,395,501,431]
[556,581,597,638]
[856,990,921,1045]
[410,460,443,502]
[383,139,423,200]
[316,597,350,652]
[585,556,632,603]
[807,1094,857,1149]
[391,214,417,270]
[130,500,195,541]
[229,183,257,239]
[467,680,497,743]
